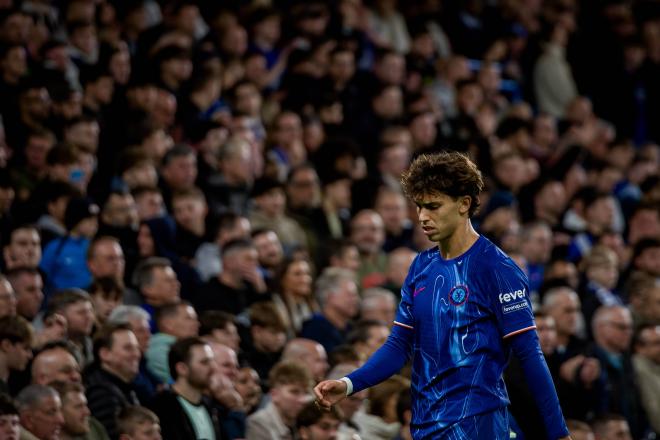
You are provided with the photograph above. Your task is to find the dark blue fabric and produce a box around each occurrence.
[509,330,569,440]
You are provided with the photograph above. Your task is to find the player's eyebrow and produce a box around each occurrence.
[415,201,439,209]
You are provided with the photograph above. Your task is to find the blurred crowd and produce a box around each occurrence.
[0,0,657,439]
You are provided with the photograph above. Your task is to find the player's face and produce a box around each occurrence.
[415,192,471,244]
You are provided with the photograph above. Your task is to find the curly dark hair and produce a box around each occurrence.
[401,152,484,217]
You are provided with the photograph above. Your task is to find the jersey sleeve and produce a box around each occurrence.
[483,257,536,338]
[393,253,418,330]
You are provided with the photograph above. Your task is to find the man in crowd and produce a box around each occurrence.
[16,384,64,440]
[85,324,141,439]
[150,337,222,440]
[6,267,43,322]
[301,268,360,353]
[281,338,329,383]
[50,381,109,440]
[0,316,33,394]
[632,324,660,434]
[31,341,82,385]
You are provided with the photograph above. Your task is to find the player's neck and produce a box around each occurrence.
[436,221,480,260]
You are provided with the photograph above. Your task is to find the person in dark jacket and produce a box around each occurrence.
[84,323,142,440]
[149,337,225,440]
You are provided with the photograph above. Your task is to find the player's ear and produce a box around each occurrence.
[458,196,471,215]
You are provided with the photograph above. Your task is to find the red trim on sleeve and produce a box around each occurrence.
[393,321,414,330]
[503,325,536,339]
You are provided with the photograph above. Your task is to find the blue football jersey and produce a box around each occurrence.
[394,235,536,438]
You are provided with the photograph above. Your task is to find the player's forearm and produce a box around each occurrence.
[509,330,570,440]
[346,324,413,394]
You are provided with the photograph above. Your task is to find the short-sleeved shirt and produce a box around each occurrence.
[394,235,535,438]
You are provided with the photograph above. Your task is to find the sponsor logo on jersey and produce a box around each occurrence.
[499,288,527,314]
[498,288,526,303]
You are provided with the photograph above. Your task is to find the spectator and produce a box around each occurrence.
[171,187,208,260]
[242,301,287,384]
[39,197,99,294]
[281,338,329,383]
[566,419,595,440]
[590,306,647,438]
[591,414,632,440]
[16,384,64,440]
[3,226,41,271]
[353,376,409,440]
[252,229,284,282]
[579,246,623,327]
[34,183,78,245]
[360,287,397,324]
[346,320,390,362]
[626,273,660,327]
[567,192,617,263]
[150,337,223,440]
[87,277,123,326]
[630,238,660,281]
[246,361,312,440]
[301,268,359,354]
[45,289,95,366]
[0,392,20,440]
[249,177,307,252]
[381,247,416,296]
[116,406,161,440]
[519,221,553,297]
[145,301,199,383]
[31,341,82,385]
[0,316,33,394]
[106,306,157,405]
[295,401,341,440]
[86,236,126,283]
[0,275,16,318]
[374,187,414,252]
[6,267,44,322]
[631,324,660,434]
[198,311,240,352]
[272,256,318,336]
[193,239,267,316]
[130,257,181,326]
[49,381,109,440]
[349,210,388,289]
[194,212,251,282]
[84,324,141,439]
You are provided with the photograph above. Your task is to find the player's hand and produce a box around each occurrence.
[558,436,572,440]
[313,380,347,410]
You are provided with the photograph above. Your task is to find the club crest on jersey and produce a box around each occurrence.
[448,284,469,306]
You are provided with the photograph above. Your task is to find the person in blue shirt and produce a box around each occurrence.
[39,197,99,296]
[314,152,571,440]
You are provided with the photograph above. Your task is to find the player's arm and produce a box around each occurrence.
[315,258,419,409]
[487,257,571,440]
[314,322,414,408]
[507,329,571,440]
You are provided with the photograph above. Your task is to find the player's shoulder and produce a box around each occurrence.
[475,237,526,277]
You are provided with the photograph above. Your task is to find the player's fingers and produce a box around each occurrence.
[313,384,325,401]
